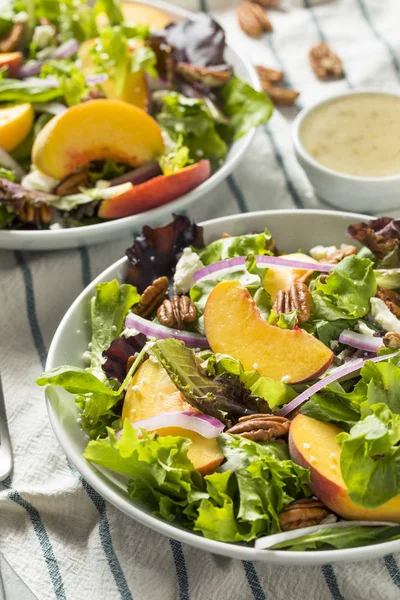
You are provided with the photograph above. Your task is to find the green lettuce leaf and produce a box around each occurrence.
[157,92,228,162]
[84,420,206,522]
[337,404,400,508]
[312,255,376,321]
[41,59,88,106]
[205,353,296,409]
[0,78,63,103]
[302,379,365,428]
[305,319,355,347]
[220,76,273,140]
[360,359,400,415]
[270,525,400,551]
[89,280,140,379]
[94,0,124,26]
[130,45,157,78]
[195,434,310,541]
[268,309,297,330]
[90,26,129,96]
[199,229,274,265]
[159,136,192,175]
[0,203,14,228]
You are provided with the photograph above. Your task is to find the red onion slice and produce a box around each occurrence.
[53,39,79,59]
[254,520,399,550]
[17,60,43,77]
[339,330,383,353]
[85,73,109,85]
[129,410,224,439]
[110,161,162,186]
[125,313,208,347]
[277,352,398,417]
[193,256,333,282]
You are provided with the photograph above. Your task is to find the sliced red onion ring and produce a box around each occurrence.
[110,161,161,186]
[254,520,399,550]
[17,60,43,77]
[339,330,383,353]
[193,256,333,282]
[85,73,109,85]
[128,410,224,439]
[0,147,25,179]
[277,352,398,417]
[53,38,79,59]
[33,102,67,115]
[125,313,208,347]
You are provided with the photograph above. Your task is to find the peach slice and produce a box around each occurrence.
[289,414,400,521]
[121,2,173,29]
[98,160,211,219]
[0,51,23,76]
[79,40,149,110]
[0,103,33,152]
[122,358,223,475]
[264,253,318,301]
[204,281,333,384]
[32,99,164,179]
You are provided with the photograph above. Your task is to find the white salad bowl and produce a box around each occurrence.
[0,0,260,252]
[44,208,400,565]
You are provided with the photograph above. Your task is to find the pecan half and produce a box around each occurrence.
[383,332,400,350]
[309,43,344,80]
[272,282,312,325]
[376,287,400,319]
[226,413,290,441]
[82,87,107,102]
[55,170,90,196]
[237,1,273,37]
[324,245,357,264]
[279,498,331,531]
[256,65,284,84]
[135,276,169,318]
[17,202,53,226]
[0,23,24,52]
[265,85,300,106]
[176,62,232,88]
[251,0,280,6]
[157,296,197,329]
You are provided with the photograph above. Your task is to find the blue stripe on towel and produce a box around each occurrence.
[1,477,66,599]
[169,539,190,600]
[242,561,266,600]
[356,0,400,78]
[226,175,249,213]
[321,564,345,600]
[384,555,400,590]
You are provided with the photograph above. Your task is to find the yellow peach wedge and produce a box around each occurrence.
[32,99,164,179]
[264,253,318,301]
[121,2,173,29]
[123,359,223,475]
[204,280,333,384]
[0,103,33,152]
[289,414,400,521]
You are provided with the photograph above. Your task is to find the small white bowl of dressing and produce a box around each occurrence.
[293,91,400,213]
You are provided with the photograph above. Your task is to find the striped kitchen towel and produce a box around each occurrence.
[1,1,400,599]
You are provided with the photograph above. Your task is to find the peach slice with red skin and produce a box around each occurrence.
[204,280,333,384]
[289,414,400,521]
[122,358,223,475]
[32,99,164,179]
[0,51,23,75]
[98,160,211,219]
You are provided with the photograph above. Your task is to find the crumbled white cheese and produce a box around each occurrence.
[357,320,376,336]
[310,245,337,261]
[303,442,311,449]
[22,167,59,193]
[14,11,28,23]
[309,456,316,463]
[370,297,400,333]
[253,362,259,370]
[131,385,140,392]
[173,247,204,294]
[281,375,291,383]
[330,340,339,350]
[32,25,55,49]
[121,327,140,338]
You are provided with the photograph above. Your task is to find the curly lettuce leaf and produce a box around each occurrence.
[195,434,310,542]
[220,76,273,140]
[159,136,192,176]
[84,420,206,522]
[302,379,365,428]
[360,358,400,415]
[312,255,376,321]
[41,60,88,106]
[337,404,400,508]
[199,229,274,265]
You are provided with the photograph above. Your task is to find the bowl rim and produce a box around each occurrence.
[292,89,400,184]
[45,208,400,564]
[0,0,259,246]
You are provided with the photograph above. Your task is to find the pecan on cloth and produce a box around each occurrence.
[309,43,344,80]
[226,413,290,441]
[237,1,273,38]
[135,276,169,318]
[278,498,331,531]
[157,296,197,329]
[272,282,312,325]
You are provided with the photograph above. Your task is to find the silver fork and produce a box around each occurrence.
[0,374,12,481]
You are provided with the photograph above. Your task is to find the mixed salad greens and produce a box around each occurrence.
[0,0,273,231]
[37,215,400,551]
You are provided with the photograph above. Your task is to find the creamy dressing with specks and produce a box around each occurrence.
[301,93,400,177]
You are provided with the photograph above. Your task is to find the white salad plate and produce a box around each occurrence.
[44,209,400,565]
[0,0,259,252]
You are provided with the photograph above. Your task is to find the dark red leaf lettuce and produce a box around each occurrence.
[102,334,147,383]
[348,217,400,264]
[125,214,204,293]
